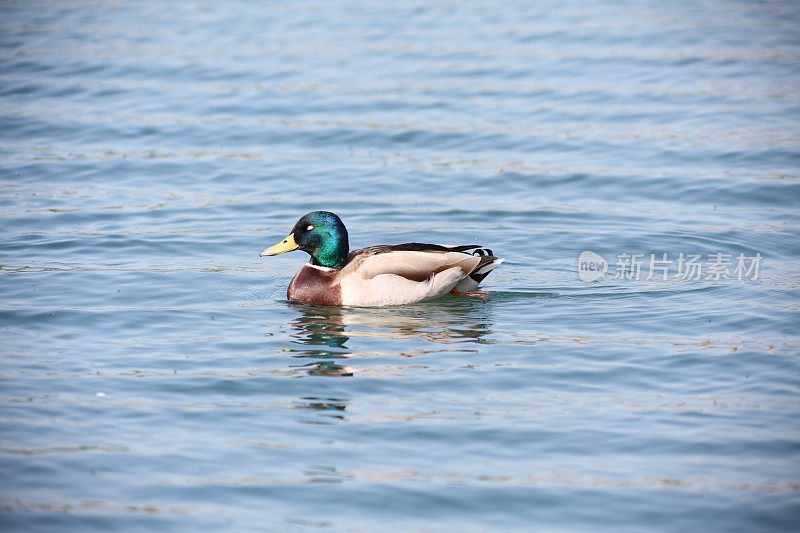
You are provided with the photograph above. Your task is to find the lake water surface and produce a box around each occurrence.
[1,1,799,531]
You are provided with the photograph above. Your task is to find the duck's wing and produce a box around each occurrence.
[336,243,492,306]
[344,243,483,280]
[345,242,483,262]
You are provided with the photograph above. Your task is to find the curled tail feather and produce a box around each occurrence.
[454,248,504,292]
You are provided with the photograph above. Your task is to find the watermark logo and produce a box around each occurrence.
[578,250,608,282]
[578,251,762,282]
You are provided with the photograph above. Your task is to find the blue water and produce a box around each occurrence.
[2,1,800,530]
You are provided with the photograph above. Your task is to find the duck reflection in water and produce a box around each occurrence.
[293,396,349,421]
[286,297,495,377]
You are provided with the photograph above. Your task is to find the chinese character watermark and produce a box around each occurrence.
[578,251,761,282]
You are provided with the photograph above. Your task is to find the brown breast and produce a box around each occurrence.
[287,265,342,306]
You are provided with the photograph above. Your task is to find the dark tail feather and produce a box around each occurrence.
[454,250,504,292]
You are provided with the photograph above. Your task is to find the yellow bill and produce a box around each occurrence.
[260,233,299,256]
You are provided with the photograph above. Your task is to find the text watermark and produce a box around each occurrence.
[578,251,762,282]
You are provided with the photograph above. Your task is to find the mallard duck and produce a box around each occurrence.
[260,211,503,307]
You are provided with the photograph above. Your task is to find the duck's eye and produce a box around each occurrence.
[306,225,314,231]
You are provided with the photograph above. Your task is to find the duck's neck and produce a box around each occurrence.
[311,232,349,270]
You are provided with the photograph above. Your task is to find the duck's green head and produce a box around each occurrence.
[260,211,349,269]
